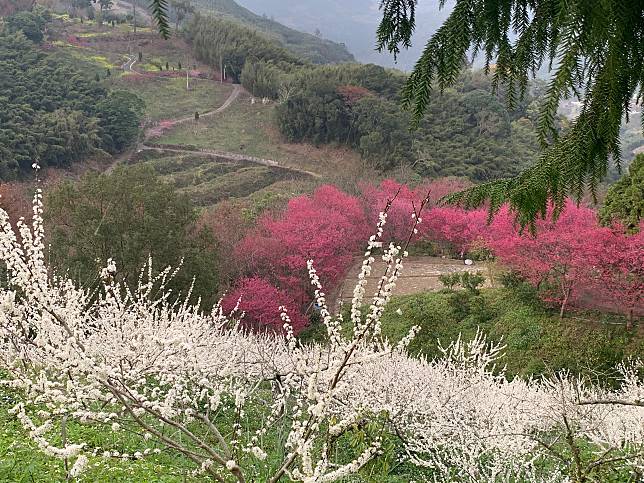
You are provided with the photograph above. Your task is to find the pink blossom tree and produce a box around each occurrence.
[588,227,644,329]
[221,277,309,334]
[235,185,369,305]
[486,203,601,318]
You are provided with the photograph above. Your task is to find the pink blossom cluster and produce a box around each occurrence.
[229,179,642,331]
[0,192,642,481]
[145,119,177,138]
[228,185,370,333]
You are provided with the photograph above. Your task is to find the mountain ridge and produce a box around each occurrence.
[190,0,355,64]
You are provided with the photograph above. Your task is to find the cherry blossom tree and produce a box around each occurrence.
[221,277,308,334]
[0,190,642,482]
[235,185,369,305]
[486,203,601,317]
[588,226,644,329]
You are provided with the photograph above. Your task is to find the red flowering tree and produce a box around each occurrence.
[361,179,422,242]
[422,207,489,255]
[485,203,602,317]
[361,178,478,250]
[588,227,644,329]
[221,277,308,334]
[235,185,369,305]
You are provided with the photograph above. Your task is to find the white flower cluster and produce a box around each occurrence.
[0,191,642,482]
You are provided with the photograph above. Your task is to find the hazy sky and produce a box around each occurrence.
[235,0,453,70]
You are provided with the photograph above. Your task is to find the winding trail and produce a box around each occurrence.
[121,56,320,178]
[151,84,243,129]
[122,55,138,73]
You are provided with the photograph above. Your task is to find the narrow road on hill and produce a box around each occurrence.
[122,55,139,73]
[160,84,243,127]
[118,55,319,179]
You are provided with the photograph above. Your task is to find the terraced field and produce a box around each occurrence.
[129,149,316,208]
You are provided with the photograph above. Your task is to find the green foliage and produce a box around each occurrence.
[599,154,644,232]
[275,67,542,176]
[187,14,300,83]
[190,0,354,64]
[3,9,48,43]
[44,165,219,306]
[438,272,461,290]
[276,77,351,145]
[95,90,144,153]
[439,271,486,294]
[378,0,644,226]
[0,31,142,179]
[309,287,642,383]
[35,108,102,166]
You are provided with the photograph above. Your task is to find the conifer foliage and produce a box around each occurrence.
[378,0,644,226]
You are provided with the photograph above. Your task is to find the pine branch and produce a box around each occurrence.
[149,0,171,39]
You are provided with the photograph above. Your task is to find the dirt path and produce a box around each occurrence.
[118,54,321,179]
[333,256,496,309]
[138,143,321,179]
[161,84,243,126]
[122,54,138,72]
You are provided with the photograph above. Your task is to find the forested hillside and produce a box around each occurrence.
[248,65,542,179]
[0,11,143,179]
[189,0,354,64]
[185,13,544,181]
[186,14,301,83]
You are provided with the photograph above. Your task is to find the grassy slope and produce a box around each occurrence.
[303,285,643,382]
[0,391,199,482]
[29,15,371,222]
[155,97,372,180]
[0,381,426,482]
[119,77,233,121]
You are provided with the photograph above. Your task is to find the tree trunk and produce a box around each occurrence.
[559,286,572,319]
[626,307,633,331]
[132,0,137,34]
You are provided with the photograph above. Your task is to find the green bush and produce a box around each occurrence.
[373,288,642,383]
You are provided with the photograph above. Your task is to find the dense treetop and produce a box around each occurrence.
[270,66,544,180]
[0,14,143,179]
[599,154,644,233]
[186,14,301,82]
[45,165,220,306]
[188,0,354,64]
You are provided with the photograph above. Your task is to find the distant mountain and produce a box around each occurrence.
[235,0,452,71]
[190,0,355,64]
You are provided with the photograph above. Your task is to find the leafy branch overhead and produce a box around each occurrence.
[378,0,644,227]
[149,0,170,38]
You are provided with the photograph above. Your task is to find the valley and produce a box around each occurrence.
[0,1,642,482]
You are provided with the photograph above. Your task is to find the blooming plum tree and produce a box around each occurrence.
[0,190,642,482]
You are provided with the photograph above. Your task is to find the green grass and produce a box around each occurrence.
[157,100,278,155]
[0,389,200,482]
[119,78,233,122]
[302,285,643,383]
[154,99,366,178]
[0,383,428,482]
